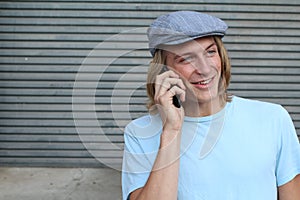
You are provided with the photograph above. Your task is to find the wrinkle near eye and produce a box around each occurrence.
[177,55,194,64]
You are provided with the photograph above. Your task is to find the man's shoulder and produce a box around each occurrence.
[230,96,290,122]
[128,114,159,127]
[125,114,162,138]
[232,96,283,111]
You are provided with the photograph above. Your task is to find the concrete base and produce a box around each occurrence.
[0,167,122,200]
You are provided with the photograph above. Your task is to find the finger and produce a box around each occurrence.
[155,78,185,103]
[158,85,186,106]
[155,70,180,93]
[160,77,186,92]
[157,70,180,80]
[168,85,186,103]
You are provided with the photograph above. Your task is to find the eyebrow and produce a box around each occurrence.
[205,42,217,51]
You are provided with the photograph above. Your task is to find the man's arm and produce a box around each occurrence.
[278,174,300,200]
[129,129,181,200]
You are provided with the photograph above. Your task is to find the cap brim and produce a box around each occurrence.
[150,32,224,56]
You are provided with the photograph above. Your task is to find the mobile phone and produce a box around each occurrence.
[172,95,181,108]
[161,66,181,108]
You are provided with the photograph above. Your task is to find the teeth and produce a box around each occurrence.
[199,78,212,85]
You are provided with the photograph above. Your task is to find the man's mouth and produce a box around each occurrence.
[191,77,213,86]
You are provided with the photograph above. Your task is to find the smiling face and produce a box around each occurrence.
[163,36,223,111]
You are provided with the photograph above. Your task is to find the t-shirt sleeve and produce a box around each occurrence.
[122,124,156,200]
[276,106,300,186]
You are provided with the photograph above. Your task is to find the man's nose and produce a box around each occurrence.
[193,55,213,75]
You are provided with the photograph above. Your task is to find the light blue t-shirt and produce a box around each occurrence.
[122,96,300,200]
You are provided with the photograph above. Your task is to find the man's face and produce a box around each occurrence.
[163,37,222,105]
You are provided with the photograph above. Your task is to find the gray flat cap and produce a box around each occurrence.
[147,11,228,56]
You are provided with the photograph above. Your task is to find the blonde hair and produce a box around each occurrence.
[146,36,231,110]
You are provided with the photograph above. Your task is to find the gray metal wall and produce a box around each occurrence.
[0,0,299,167]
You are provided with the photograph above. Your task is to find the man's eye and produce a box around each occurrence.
[207,49,217,56]
[179,56,192,63]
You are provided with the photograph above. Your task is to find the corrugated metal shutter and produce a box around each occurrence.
[0,0,299,168]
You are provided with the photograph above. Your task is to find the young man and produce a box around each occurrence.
[122,11,300,200]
